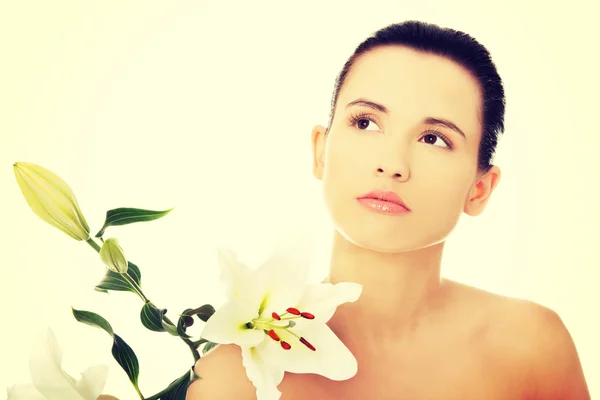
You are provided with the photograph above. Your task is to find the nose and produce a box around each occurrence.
[373,135,411,182]
[375,164,409,182]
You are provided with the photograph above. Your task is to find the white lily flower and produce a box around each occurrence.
[6,328,111,400]
[201,232,363,400]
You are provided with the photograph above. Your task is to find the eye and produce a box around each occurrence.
[348,111,454,150]
[419,131,453,149]
[348,112,381,132]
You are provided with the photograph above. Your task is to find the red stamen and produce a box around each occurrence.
[267,329,280,341]
[286,307,300,315]
[300,312,315,320]
[280,341,291,350]
[271,312,281,320]
[299,337,316,351]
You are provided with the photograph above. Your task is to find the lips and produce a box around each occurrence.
[357,190,410,211]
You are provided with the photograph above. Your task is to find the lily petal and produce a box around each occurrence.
[272,323,358,381]
[217,247,254,300]
[29,328,84,399]
[296,282,363,323]
[240,341,284,400]
[252,230,315,316]
[74,365,108,400]
[201,297,264,347]
[6,384,46,400]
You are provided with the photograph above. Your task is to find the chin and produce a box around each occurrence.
[326,197,456,254]
[335,224,435,254]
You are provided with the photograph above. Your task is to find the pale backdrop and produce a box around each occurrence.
[1,1,598,398]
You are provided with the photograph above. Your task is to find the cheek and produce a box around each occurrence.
[322,137,364,194]
[411,164,475,240]
[322,155,351,217]
[415,161,474,210]
[320,140,363,226]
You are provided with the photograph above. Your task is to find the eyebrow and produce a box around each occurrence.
[346,98,467,139]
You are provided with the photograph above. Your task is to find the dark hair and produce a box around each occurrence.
[326,20,506,174]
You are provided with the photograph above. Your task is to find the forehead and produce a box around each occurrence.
[338,45,483,135]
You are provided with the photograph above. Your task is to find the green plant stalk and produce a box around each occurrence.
[134,384,144,400]
[86,238,200,361]
[86,238,101,252]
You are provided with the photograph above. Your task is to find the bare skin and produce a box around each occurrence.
[187,45,590,399]
[188,279,589,399]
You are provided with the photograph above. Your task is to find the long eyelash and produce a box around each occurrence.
[425,128,454,149]
[348,110,378,128]
[348,110,454,149]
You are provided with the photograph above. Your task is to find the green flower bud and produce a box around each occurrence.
[13,162,90,241]
[99,238,128,274]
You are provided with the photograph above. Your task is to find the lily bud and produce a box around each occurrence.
[13,162,91,241]
[99,238,128,274]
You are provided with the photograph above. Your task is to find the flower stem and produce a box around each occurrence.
[121,271,149,303]
[85,238,201,362]
[134,384,144,400]
[86,238,101,252]
[162,314,201,361]
[184,338,201,361]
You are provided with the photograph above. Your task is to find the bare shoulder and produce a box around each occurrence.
[449,280,590,399]
[493,297,590,399]
[187,344,257,400]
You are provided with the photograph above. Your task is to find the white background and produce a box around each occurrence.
[1,1,598,398]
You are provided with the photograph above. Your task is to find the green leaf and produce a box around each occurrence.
[94,261,142,294]
[145,368,197,400]
[161,319,179,336]
[191,338,208,348]
[140,302,167,332]
[202,341,219,355]
[72,308,140,389]
[176,306,213,339]
[182,304,216,322]
[95,207,174,237]
[181,308,195,318]
[176,315,192,339]
[111,334,140,387]
[160,372,190,400]
[72,308,114,336]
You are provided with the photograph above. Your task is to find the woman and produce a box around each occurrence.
[188,20,590,399]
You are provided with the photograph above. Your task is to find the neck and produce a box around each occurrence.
[324,230,450,352]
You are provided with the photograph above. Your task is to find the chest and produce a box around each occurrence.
[278,339,527,400]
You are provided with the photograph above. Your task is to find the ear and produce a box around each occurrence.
[311,124,327,180]
[464,165,501,216]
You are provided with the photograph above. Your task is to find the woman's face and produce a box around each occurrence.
[312,45,499,253]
